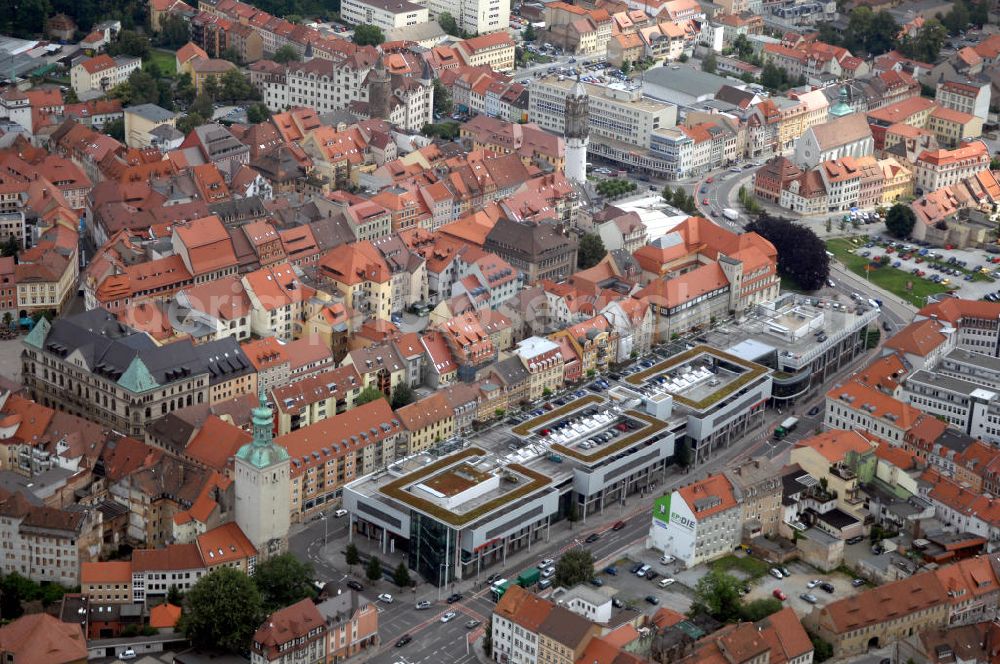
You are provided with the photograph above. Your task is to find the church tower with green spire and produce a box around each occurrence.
[235,390,291,560]
[829,86,853,118]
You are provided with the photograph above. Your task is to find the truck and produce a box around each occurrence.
[491,580,513,601]
[517,568,541,588]
[722,208,739,221]
[773,417,799,440]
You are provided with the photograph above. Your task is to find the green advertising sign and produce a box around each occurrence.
[653,494,671,524]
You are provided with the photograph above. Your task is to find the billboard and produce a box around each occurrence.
[653,494,671,524]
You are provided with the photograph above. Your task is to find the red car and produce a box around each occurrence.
[612,521,626,531]
[772,589,787,600]
[706,177,714,183]
[702,198,709,204]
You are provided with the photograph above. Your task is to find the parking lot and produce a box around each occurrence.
[845,236,1000,301]
[746,559,865,616]
[596,554,693,616]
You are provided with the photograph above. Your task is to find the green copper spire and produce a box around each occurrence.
[830,86,852,118]
[23,316,50,349]
[236,389,290,469]
[118,357,159,393]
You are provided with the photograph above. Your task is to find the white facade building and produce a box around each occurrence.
[649,473,742,568]
[341,0,428,31]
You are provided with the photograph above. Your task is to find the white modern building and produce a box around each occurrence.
[649,472,742,568]
[425,0,510,36]
[340,0,428,31]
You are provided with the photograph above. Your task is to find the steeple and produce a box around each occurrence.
[829,86,852,118]
[564,75,589,141]
[369,56,392,121]
[236,389,289,469]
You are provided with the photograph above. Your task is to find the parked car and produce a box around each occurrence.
[644,595,660,605]
[807,406,820,417]
[846,535,864,545]
[660,554,675,564]
[773,589,787,600]
[538,558,554,569]
[396,635,412,647]
[466,620,481,629]
[378,593,393,603]
[658,578,675,588]
[590,577,604,587]
[800,593,818,604]
[807,579,820,588]
[852,578,866,587]
[347,580,364,591]
[769,568,784,579]
[118,650,137,661]
[819,582,835,593]
[604,565,618,575]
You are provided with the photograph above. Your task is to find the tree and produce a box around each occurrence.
[176,112,207,135]
[578,233,606,270]
[761,62,787,90]
[123,68,160,105]
[221,68,253,103]
[352,24,384,47]
[203,74,222,101]
[943,0,970,35]
[662,185,674,203]
[246,103,270,124]
[542,387,553,398]
[745,214,831,291]
[808,631,834,663]
[702,51,717,73]
[391,383,416,409]
[273,44,301,64]
[345,543,360,570]
[523,22,536,42]
[108,30,151,59]
[64,87,80,104]
[189,92,214,119]
[970,0,990,26]
[8,0,51,37]
[103,117,125,142]
[175,72,196,105]
[393,562,411,588]
[433,78,453,115]
[422,122,461,140]
[253,553,317,613]
[167,585,184,606]
[732,34,753,60]
[366,556,383,582]
[554,549,594,588]
[483,620,493,658]
[438,12,461,37]
[620,60,631,75]
[825,218,832,233]
[356,385,385,405]
[157,13,191,49]
[740,598,783,622]
[689,569,743,622]
[899,19,948,62]
[885,202,916,238]
[567,501,579,528]
[157,79,175,111]
[221,46,244,65]
[180,567,263,654]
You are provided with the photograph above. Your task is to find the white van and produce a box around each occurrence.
[658,577,675,588]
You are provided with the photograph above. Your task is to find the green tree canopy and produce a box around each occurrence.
[739,597,783,622]
[345,542,361,567]
[745,213,831,291]
[899,19,948,62]
[203,74,222,101]
[702,51,717,73]
[433,78,453,115]
[247,103,271,124]
[108,30,151,59]
[356,385,385,405]
[390,383,416,409]
[221,68,253,103]
[175,72,197,105]
[885,202,916,238]
[176,112,208,135]
[554,548,594,588]
[689,569,743,622]
[523,22,537,42]
[366,556,383,582]
[393,562,411,588]
[438,12,461,37]
[189,92,214,119]
[352,24,384,47]
[253,553,317,613]
[273,44,301,64]
[157,14,191,49]
[180,567,263,654]
[103,117,125,142]
[577,233,606,270]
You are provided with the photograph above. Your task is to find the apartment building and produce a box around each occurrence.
[649,473,741,568]
[725,457,782,539]
[514,336,564,401]
[824,379,925,445]
[808,568,949,656]
[913,141,990,192]
[396,392,456,454]
[279,398,403,521]
[70,54,141,96]
[935,79,990,121]
[341,0,428,30]
[927,106,984,148]
[917,298,1000,356]
[242,262,316,341]
[319,241,393,322]
[528,76,676,151]
[0,493,88,586]
[425,0,510,36]
[271,365,362,436]
[456,32,517,73]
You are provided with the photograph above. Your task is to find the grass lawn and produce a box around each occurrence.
[711,554,769,581]
[146,49,177,76]
[826,238,949,307]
